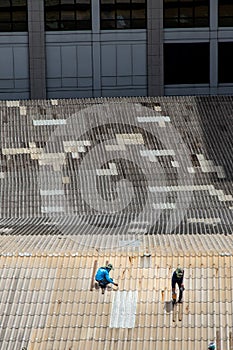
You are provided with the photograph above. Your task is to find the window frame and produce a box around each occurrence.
[100,0,147,30]
[44,0,92,31]
[163,0,210,28]
[0,0,27,32]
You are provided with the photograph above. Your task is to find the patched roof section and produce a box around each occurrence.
[0,96,232,237]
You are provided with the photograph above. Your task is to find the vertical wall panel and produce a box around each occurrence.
[0,35,29,99]
[14,47,29,79]
[132,44,147,76]
[101,45,116,77]
[61,46,77,77]
[46,47,61,78]
[117,45,132,76]
[0,48,14,79]
[77,46,92,77]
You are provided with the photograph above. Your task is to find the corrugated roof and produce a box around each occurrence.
[0,96,233,349]
[0,243,233,349]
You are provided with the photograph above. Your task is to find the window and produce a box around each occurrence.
[219,0,233,27]
[164,43,209,84]
[100,0,146,30]
[0,0,27,32]
[164,0,209,28]
[45,0,91,31]
[218,42,233,83]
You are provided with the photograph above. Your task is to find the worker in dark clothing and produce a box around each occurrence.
[208,342,216,350]
[172,267,184,304]
[95,263,118,294]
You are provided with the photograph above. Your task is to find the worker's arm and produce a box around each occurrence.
[104,270,114,283]
[181,270,184,288]
[105,271,118,286]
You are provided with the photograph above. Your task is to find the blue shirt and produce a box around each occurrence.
[95,267,113,284]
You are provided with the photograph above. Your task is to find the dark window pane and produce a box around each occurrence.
[132,8,146,19]
[76,20,91,29]
[46,0,59,5]
[101,10,115,20]
[76,9,91,20]
[12,10,27,21]
[131,18,146,28]
[0,12,11,22]
[12,0,26,5]
[46,21,59,29]
[61,0,75,4]
[117,9,130,19]
[46,10,60,21]
[101,20,116,29]
[61,10,75,20]
[101,0,115,3]
[116,0,130,3]
[0,0,10,6]
[218,42,233,83]
[164,43,209,84]
[194,17,209,26]
[12,22,27,31]
[218,1,233,27]
[0,23,12,31]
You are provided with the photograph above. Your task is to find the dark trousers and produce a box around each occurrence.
[172,276,183,302]
[96,277,109,289]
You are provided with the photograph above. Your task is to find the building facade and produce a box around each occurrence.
[0,0,232,99]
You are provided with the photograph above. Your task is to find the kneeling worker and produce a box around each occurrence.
[95,263,118,294]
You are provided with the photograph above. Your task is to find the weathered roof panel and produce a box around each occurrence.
[0,96,232,236]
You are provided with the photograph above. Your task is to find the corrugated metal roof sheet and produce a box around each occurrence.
[0,245,233,349]
[0,96,232,235]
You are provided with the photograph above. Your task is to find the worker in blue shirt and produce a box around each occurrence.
[95,263,118,294]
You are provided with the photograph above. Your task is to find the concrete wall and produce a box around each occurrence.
[27,0,46,99]
[0,0,233,100]
[147,0,164,96]
[0,0,147,100]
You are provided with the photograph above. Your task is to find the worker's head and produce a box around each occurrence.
[106,263,114,271]
[208,342,216,349]
[175,267,184,278]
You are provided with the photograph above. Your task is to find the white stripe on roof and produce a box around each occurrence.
[110,290,138,328]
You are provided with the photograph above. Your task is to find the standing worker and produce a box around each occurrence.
[208,342,216,349]
[95,263,118,294]
[172,267,185,304]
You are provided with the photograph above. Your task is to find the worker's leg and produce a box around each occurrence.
[98,278,109,294]
[178,281,184,303]
[172,277,177,304]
